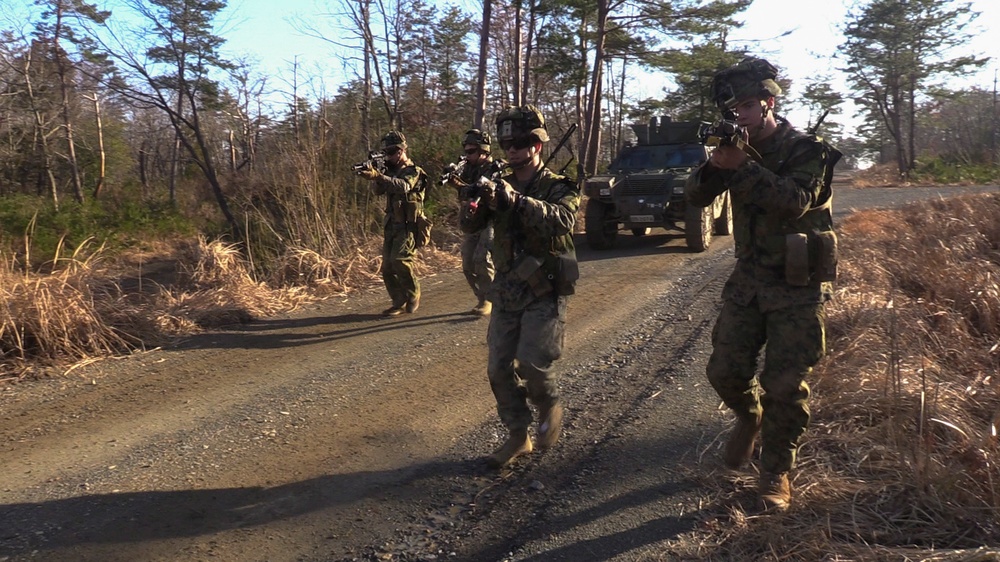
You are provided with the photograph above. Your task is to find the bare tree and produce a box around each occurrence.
[32,0,109,203]
[86,0,241,234]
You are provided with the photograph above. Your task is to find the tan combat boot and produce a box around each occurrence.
[382,304,405,316]
[536,401,564,449]
[486,429,532,468]
[723,413,762,469]
[472,299,492,316]
[759,471,791,511]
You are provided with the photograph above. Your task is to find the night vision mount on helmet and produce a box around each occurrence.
[496,105,550,142]
[463,128,492,151]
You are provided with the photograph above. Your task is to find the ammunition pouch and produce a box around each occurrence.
[512,254,552,298]
[511,253,579,297]
[812,230,838,282]
[783,230,837,286]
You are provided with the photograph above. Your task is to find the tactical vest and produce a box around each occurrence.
[742,125,841,285]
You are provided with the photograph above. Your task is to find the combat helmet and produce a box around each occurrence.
[711,57,782,110]
[381,130,407,151]
[463,128,491,152]
[495,105,549,143]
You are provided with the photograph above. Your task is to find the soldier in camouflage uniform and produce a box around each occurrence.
[358,131,428,316]
[461,105,581,468]
[685,57,840,510]
[446,129,499,316]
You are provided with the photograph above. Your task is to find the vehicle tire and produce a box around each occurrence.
[585,199,618,250]
[631,227,650,237]
[685,203,713,252]
[713,191,733,235]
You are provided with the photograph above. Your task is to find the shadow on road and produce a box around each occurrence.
[0,457,479,557]
[168,310,479,352]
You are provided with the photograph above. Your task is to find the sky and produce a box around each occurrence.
[3,0,999,129]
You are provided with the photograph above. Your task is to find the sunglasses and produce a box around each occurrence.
[464,148,481,155]
[500,137,534,151]
[383,147,401,156]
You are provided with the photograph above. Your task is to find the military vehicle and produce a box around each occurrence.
[583,116,732,252]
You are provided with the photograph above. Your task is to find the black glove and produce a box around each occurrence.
[492,180,521,211]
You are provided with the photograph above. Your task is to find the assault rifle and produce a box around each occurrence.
[352,151,387,175]
[440,157,467,185]
[701,108,761,161]
[701,108,746,149]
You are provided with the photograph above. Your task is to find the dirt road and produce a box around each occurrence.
[1,184,996,562]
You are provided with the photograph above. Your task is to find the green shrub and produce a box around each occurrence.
[912,158,1000,184]
[0,194,196,264]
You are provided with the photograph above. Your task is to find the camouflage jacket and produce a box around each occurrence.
[685,120,836,312]
[373,158,427,227]
[461,166,580,311]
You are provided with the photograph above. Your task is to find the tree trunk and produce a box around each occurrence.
[168,134,180,202]
[229,129,237,173]
[521,0,536,104]
[23,48,60,209]
[473,0,491,129]
[907,76,917,172]
[582,0,609,177]
[52,6,84,203]
[182,92,240,237]
[86,93,106,199]
[512,0,522,106]
[362,0,372,148]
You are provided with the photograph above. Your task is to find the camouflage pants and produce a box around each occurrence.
[461,225,494,302]
[707,299,826,473]
[381,223,420,307]
[487,296,567,432]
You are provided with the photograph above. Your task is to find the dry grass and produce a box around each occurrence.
[851,163,912,188]
[671,193,1000,560]
[1,232,460,382]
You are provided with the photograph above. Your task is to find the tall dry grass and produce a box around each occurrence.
[674,193,1000,560]
[1,231,461,382]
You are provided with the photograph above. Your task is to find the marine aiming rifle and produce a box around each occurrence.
[469,123,579,211]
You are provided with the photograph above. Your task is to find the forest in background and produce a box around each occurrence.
[0,0,997,269]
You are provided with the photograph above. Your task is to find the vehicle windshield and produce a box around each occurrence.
[610,144,706,172]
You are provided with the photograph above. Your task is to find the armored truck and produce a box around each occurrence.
[583,117,732,252]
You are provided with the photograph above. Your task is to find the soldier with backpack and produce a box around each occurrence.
[357,130,429,316]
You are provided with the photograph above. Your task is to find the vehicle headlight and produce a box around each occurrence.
[672,185,685,194]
